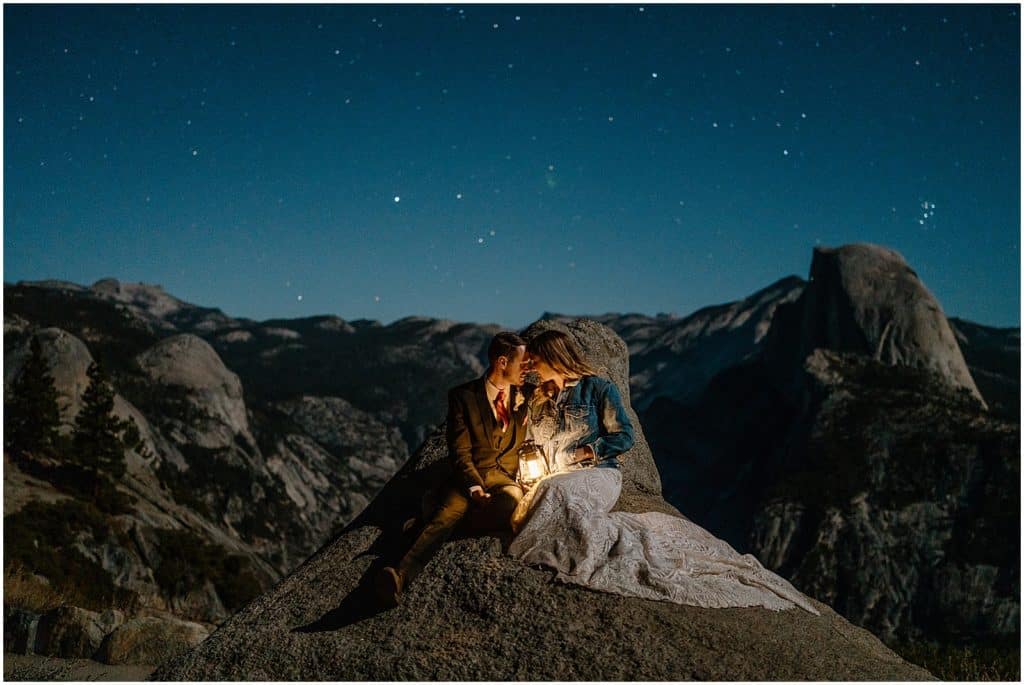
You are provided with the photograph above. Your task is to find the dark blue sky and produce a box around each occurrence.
[4,3,1020,327]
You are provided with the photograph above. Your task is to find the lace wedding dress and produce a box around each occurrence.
[509,407,819,614]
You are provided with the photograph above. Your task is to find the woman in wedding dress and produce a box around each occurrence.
[509,330,819,615]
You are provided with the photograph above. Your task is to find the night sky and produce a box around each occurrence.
[4,3,1020,328]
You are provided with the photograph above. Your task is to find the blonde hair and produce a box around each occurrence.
[527,330,599,380]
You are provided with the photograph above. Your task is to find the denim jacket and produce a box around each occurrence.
[551,375,635,469]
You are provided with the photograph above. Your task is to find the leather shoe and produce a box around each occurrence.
[374,566,404,607]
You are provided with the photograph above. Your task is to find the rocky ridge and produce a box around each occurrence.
[3,299,410,634]
[4,243,1017,668]
[546,274,807,410]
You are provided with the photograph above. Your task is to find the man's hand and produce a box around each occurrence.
[469,486,491,505]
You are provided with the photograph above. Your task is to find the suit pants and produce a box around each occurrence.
[398,469,522,583]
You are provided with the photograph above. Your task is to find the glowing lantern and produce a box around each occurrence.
[516,440,548,488]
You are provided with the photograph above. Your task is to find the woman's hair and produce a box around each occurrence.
[527,330,599,380]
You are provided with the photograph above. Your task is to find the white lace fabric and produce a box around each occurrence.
[510,469,820,615]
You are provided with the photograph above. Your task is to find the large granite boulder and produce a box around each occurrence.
[97,615,209,665]
[520,317,663,499]
[152,320,931,681]
[135,333,253,448]
[33,605,122,658]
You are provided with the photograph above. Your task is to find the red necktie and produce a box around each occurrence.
[494,389,510,431]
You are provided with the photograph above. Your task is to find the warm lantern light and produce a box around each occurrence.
[516,440,548,488]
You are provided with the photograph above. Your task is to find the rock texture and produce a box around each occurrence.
[97,615,209,665]
[33,606,113,659]
[750,349,1019,644]
[4,606,41,655]
[135,333,253,447]
[948,316,1020,420]
[3,654,155,681]
[768,244,984,405]
[3,327,95,429]
[87,278,238,334]
[153,320,931,681]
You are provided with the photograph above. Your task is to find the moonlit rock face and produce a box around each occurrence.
[765,242,987,403]
[314,316,356,333]
[135,334,252,440]
[219,329,254,343]
[261,327,301,339]
[88,278,186,319]
[4,327,94,427]
[799,243,984,405]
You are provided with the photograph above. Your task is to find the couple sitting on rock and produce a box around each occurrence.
[376,330,819,616]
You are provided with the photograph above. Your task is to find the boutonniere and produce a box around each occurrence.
[512,392,526,412]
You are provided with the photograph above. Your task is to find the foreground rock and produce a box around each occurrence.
[4,606,41,655]
[3,654,154,681]
[32,606,122,659]
[97,615,209,665]
[154,320,931,681]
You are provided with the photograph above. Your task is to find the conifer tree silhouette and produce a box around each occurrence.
[72,361,128,495]
[5,335,62,460]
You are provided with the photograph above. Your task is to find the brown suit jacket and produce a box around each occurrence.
[447,377,529,491]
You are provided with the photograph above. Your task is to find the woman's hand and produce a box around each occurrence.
[571,445,596,464]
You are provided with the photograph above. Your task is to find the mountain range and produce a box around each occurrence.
[3,242,1018,675]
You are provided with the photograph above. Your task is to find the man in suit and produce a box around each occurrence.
[375,332,530,606]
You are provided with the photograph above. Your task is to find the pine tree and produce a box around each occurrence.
[72,361,128,493]
[5,335,62,459]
